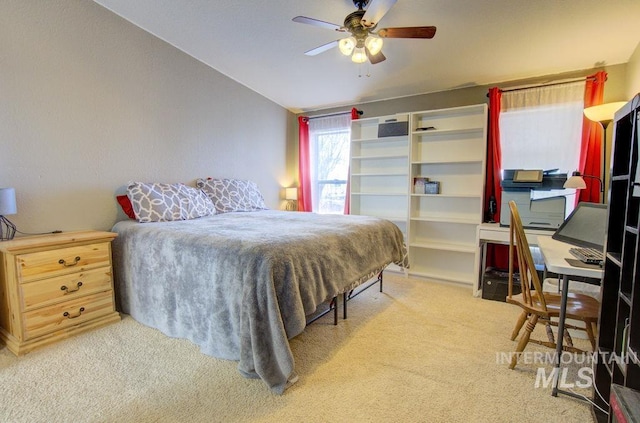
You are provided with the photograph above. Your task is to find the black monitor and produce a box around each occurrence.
[552,202,608,250]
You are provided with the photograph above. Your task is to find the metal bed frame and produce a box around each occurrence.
[306,271,384,326]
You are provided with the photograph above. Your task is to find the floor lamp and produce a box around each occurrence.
[583,101,626,202]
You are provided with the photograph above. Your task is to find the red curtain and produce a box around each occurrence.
[578,71,608,203]
[485,87,510,270]
[486,87,503,223]
[298,116,312,211]
[343,107,361,214]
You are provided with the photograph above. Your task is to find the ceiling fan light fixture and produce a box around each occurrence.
[351,47,367,63]
[338,37,356,56]
[364,36,383,55]
[293,1,437,67]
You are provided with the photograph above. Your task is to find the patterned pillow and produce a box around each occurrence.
[126,182,216,223]
[196,178,268,213]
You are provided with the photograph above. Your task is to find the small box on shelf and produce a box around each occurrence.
[425,181,440,194]
[413,177,428,194]
[378,116,409,138]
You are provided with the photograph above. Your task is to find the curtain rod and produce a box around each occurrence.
[492,76,596,95]
[306,109,363,120]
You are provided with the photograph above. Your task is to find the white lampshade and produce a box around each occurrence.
[338,37,356,56]
[563,175,587,189]
[351,47,367,63]
[0,188,17,215]
[584,102,627,124]
[364,36,383,55]
[285,188,298,201]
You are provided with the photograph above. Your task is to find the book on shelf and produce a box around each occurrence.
[413,177,428,194]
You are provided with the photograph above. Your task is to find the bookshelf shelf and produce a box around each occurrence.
[593,94,640,422]
[349,105,488,286]
[408,104,488,284]
[350,114,410,241]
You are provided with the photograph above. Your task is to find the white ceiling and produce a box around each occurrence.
[92,0,640,113]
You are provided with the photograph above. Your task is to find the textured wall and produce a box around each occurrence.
[0,0,290,234]
[626,41,640,99]
[288,64,630,187]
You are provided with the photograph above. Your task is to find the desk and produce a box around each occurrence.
[536,236,603,398]
[475,223,553,296]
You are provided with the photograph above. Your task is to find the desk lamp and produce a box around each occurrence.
[0,187,17,240]
[564,171,604,203]
[285,187,298,211]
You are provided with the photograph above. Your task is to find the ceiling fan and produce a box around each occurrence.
[293,0,436,65]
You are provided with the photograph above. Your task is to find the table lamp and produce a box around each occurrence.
[0,187,17,240]
[285,187,298,211]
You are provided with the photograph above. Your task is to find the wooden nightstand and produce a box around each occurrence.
[0,230,120,355]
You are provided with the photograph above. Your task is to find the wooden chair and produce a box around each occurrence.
[506,200,600,369]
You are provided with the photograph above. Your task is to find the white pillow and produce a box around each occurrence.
[127,182,216,223]
[196,178,267,213]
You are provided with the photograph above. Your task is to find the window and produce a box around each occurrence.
[500,81,586,216]
[308,114,352,214]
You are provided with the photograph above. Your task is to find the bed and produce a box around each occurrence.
[111,186,408,394]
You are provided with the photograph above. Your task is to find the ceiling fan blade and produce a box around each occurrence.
[366,48,386,65]
[304,40,339,56]
[292,16,345,32]
[378,26,437,39]
[361,0,397,28]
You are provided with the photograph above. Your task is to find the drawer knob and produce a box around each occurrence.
[59,256,81,267]
[60,281,83,293]
[63,307,85,319]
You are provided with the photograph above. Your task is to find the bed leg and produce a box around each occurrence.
[343,292,348,320]
[305,297,338,326]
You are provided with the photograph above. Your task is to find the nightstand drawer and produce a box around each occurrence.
[21,267,113,311]
[17,242,111,282]
[23,291,115,340]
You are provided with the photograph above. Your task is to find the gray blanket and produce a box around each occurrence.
[111,210,407,394]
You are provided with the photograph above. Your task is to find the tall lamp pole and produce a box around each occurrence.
[583,102,626,202]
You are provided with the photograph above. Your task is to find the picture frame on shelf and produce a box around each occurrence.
[425,181,440,194]
[413,177,428,194]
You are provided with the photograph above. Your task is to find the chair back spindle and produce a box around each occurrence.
[508,201,547,312]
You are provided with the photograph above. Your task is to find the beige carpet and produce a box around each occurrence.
[0,274,598,423]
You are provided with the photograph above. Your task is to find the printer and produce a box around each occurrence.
[500,169,567,230]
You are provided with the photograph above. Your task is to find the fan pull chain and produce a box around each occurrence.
[357,62,371,78]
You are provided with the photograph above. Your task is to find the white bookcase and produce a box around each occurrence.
[407,104,488,285]
[350,114,410,272]
[349,105,487,285]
